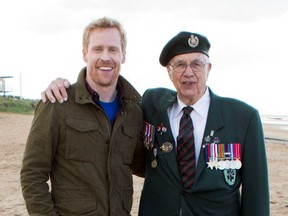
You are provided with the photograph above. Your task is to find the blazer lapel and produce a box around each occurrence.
[152,92,182,183]
[195,89,225,180]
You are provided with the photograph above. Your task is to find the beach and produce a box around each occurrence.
[0,112,287,215]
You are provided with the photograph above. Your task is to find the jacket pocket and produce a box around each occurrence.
[53,187,98,216]
[122,123,140,138]
[64,118,107,162]
[119,123,141,164]
[56,199,98,216]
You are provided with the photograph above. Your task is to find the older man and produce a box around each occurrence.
[139,31,269,216]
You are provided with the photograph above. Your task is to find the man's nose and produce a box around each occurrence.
[100,50,111,60]
[183,64,195,76]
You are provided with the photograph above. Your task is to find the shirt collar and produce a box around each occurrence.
[174,87,210,118]
[85,79,100,103]
[193,87,210,118]
[84,76,124,105]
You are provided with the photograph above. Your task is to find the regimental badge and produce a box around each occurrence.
[156,123,167,135]
[188,34,199,48]
[205,143,242,170]
[224,169,236,186]
[213,137,220,144]
[160,142,173,153]
[204,135,211,142]
[143,122,155,150]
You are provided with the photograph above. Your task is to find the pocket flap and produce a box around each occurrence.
[66,118,98,132]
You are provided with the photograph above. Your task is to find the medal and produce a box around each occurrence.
[160,142,173,153]
[218,160,225,170]
[151,148,158,168]
[143,122,155,150]
[205,143,242,170]
[207,159,216,170]
[151,159,158,168]
[234,159,242,169]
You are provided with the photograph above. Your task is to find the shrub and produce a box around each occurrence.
[0,96,39,115]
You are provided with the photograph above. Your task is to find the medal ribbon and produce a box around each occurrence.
[205,143,241,162]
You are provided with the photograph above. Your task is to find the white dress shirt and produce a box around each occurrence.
[167,87,210,165]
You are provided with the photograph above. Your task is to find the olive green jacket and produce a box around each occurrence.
[21,68,145,216]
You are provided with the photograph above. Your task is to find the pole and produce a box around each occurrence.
[20,72,23,99]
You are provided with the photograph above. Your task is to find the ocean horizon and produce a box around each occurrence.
[261,115,288,142]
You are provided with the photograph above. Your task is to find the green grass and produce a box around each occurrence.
[0,96,39,115]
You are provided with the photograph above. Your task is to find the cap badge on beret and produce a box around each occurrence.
[188,34,199,48]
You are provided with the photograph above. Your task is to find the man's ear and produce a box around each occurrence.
[207,63,212,75]
[82,49,87,63]
[167,67,173,81]
[121,51,126,64]
[207,63,212,71]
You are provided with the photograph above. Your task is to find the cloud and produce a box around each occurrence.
[191,0,288,22]
[3,0,288,35]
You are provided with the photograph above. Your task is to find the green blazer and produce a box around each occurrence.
[139,87,269,216]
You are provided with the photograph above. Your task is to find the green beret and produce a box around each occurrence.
[159,31,211,66]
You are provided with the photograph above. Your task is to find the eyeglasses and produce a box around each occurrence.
[169,61,207,73]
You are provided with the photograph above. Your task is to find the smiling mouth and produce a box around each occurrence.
[98,66,113,71]
[182,81,195,86]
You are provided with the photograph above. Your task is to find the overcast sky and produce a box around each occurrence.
[1,0,288,116]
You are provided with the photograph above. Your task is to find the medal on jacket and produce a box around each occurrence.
[151,148,158,168]
[160,142,173,153]
[205,143,242,170]
[143,122,155,150]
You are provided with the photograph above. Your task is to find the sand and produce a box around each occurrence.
[0,112,287,215]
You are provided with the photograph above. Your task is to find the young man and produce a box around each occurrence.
[20,17,145,216]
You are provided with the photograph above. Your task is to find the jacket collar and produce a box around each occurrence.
[74,67,141,105]
[153,89,177,112]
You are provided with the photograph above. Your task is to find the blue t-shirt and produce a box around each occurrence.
[99,97,119,123]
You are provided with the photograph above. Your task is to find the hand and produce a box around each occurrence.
[41,78,70,103]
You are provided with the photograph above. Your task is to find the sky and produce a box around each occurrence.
[0,0,288,116]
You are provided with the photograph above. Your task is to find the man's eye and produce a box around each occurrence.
[192,62,201,67]
[110,48,118,52]
[176,63,186,68]
[93,48,102,52]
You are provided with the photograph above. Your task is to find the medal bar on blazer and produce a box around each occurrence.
[143,122,155,150]
[205,143,242,170]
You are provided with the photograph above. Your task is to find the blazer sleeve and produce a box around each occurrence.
[240,110,270,215]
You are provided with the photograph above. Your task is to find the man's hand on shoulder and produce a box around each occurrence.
[41,78,70,103]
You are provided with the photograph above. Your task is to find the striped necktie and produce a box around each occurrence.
[177,106,196,188]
